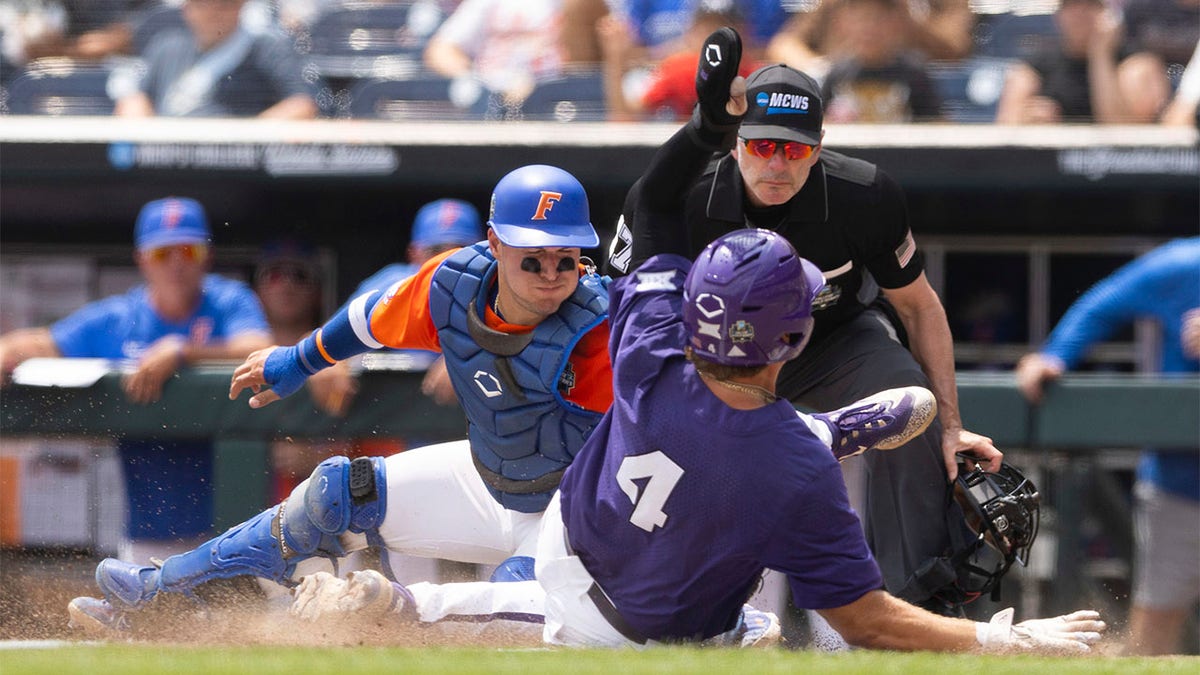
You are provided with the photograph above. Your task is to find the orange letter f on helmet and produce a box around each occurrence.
[533,191,563,220]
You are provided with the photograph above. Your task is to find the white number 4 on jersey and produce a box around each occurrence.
[616,451,684,532]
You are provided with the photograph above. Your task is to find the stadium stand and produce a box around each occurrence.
[130,4,188,56]
[928,56,1012,123]
[347,73,489,120]
[302,1,446,81]
[972,10,1059,61]
[6,58,124,116]
[517,69,607,122]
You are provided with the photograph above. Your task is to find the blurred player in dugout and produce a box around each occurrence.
[0,197,272,562]
[258,200,485,503]
[1015,237,1200,655]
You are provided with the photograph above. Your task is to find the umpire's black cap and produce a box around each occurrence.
[740,64,823,146]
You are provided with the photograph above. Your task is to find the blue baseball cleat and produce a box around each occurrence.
[813,386,937,461]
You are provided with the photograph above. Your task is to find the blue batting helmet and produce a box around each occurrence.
[487,165,598,248]
[684,229,824,366]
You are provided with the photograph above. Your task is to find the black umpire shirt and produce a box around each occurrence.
[614,127,925,348]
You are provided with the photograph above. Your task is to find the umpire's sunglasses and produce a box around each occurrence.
[741,138,817,161]
[144,243,208,264]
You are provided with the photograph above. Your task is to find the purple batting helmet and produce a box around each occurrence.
[488,165,598,248]
[683,229,824,366]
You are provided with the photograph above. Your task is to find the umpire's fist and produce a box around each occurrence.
[694,26,744,129]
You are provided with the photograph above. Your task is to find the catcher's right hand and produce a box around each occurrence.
[229,345,307,408]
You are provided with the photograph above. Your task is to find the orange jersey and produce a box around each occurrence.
[367,248,613,414]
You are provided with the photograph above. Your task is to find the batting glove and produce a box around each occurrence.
[976,607,1106,654]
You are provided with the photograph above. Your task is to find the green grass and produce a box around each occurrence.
[3,645,1197,674]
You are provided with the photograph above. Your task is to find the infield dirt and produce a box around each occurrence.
[0,549,541,648]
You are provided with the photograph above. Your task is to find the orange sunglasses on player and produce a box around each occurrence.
[144,243,209,264]
[741,138,817,161]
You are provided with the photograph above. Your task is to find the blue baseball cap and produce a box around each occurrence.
[411,199,484,248]
[134,197,211,251]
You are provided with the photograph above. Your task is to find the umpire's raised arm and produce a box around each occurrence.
[608,28,749,276]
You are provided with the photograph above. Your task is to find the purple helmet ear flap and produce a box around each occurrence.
[801,259,825,305]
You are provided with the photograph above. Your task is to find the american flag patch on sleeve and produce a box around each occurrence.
[895,231,916,268]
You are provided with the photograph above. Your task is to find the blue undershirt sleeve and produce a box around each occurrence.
[262,289,386,398]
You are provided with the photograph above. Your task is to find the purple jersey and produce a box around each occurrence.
[559,254,882,642]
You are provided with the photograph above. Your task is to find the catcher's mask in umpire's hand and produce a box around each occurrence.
[947,460,1041,603]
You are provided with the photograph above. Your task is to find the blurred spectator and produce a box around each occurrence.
[761,0,839,81]
[114,0,318,118]
[902,0,974,62]
[994,0,1170,124]
[0,1,153,66]
[614,0,786,61]
[347,197,484,306]
[1161,40,1200,126]
[1120,0,1199,75]
[274,0,453,39]
[0,197,272,563]
[422,0,567,102]
[273,0,339,33]
[600,4,758,121]
[820,0,943,123]
[765,0,974,83]
[1014,237,1199,656]
[560,0,610,63]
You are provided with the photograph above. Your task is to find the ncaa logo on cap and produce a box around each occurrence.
[740,64,823,146]
[755,91,811,114]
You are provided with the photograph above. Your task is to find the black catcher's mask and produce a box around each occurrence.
[945,460,1041,604]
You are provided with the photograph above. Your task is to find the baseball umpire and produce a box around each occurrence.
[606,27,1004,614]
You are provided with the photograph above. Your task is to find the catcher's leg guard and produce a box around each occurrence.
[150,456,387,597]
